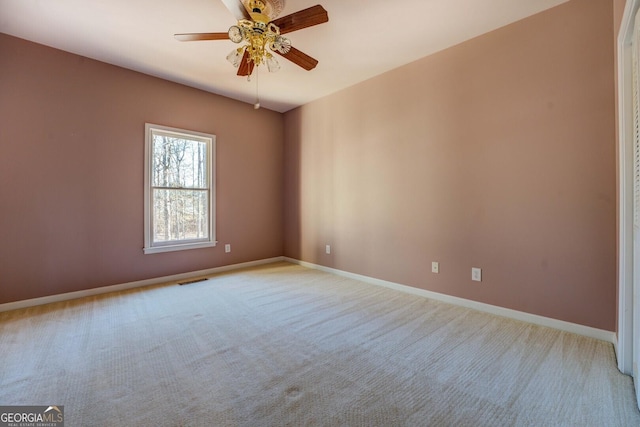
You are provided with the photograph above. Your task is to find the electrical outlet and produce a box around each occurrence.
[431,262,439,273]
[472,267,482,282]
[225,244,231,253]
[326,245,331,254]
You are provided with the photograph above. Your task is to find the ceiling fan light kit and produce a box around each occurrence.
[175,0,328,79]
[225,17,291,77]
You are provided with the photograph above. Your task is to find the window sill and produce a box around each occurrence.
[143,241,217,254]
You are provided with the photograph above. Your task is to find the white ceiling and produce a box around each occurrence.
[0,0,569,112]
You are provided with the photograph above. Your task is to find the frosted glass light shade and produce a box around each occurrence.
[266,55,280,73]
[227,49,243,68]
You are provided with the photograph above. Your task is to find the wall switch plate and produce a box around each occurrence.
[225,244,231,253]
[326,245,331,254]
[472,267,482,282]
[431,262,439,273]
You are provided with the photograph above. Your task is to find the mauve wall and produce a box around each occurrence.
[0,33,284,304]
[284,0,617,330]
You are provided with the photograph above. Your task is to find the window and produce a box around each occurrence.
[144,123,216,254]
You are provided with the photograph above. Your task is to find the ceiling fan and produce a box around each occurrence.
[175,0,329,78]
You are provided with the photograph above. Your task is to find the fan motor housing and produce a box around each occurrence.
[243,0,284,20]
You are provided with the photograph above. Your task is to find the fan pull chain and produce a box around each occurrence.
[254,66,261,110]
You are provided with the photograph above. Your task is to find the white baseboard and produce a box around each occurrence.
[284,257,616,344]
[0,256,285,313]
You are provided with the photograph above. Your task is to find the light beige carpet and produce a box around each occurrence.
[1,262,638,426]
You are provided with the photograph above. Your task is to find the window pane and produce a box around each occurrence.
[152,189,209,243]
[144,124,215,254]
[152,135,208,189]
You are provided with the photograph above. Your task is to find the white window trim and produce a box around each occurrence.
[143,123,216,254]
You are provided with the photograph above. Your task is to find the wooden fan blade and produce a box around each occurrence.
[271,5,328,35]
[220,0,251,21]
[174,33,229,41]
[237,50,255,76]
[275,47,319,71]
